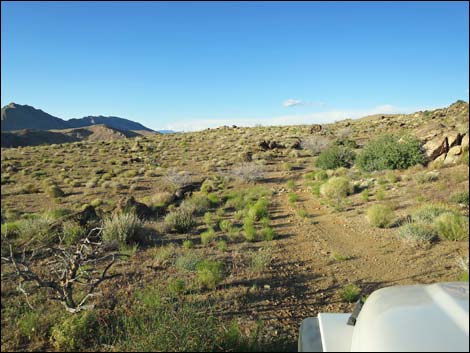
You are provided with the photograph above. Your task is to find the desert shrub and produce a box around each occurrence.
[102,212,143,244]
[182,239,194,249]
[249,248,272,273]
[320,176,352,208]
[217,240,228,252]
[146,192,174,210]
[246,198,269,221]
[230,163,265,183]
[301,135,331,155]
[47,185,65,198]
[399,221,438,245]
[261,226,276,241]
[167,278,186,297]
[434,213,469,241]
[62,221,86,245]
[207,193,220,206]
[153,244,178,266]
[288,193,299,203]
[415,171,439,184]
[16,215,56,244]
[50,311,97,351]
[219,219,232,233]
[282,162,293,171]
[340,284,360,302]
[175,252,201,273]
[315,145,356,169]
[366,204,395,228]
[334,137,358,149]
[412,204,455,224]
[46,208,72,220]
[180,194,211,215]
[361,189,369,202]
[314,170,329,181]
[356,134,424,171]
[243,217,257,242]
[286,179,296,190]
[102,286,259,352]
[196,260,224,289]
[200,227,216,246]
[375,187,386,201]
[450,191,469,206]
[297,208,308,218]
[164,207,197,233]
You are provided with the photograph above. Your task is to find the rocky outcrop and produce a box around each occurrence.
[424,132,468,165]
[310,124,322,133]
[258,140,285,151]
[423,136,449,160]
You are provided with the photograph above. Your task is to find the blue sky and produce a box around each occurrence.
[1,1,469,131]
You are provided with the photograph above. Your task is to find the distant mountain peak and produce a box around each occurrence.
[1,103,153,133]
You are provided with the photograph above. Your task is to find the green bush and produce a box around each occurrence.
[320,176,352,208]
[356,134,424,171]
[62,221,86,245]
[315,145,356,170]
[246,198,269,221]
[340,284,360,302]
[164,207,197,233]
[47,185,65,198]
[50,311,97,351]
[366,204,395,228]
[175,252,201,273]
[450,191,469,206]
[102,212,143,244]
[261,226,276,241]
[288,193,299,203]
[249,248,272,273]
[182,239,194,249]
[197,260,224,289]
[412,204,455,224]
[399,221,438,244]
[200,227,216,246]
[360,189,369,202]
[219,219,232,233]
[101,286,259,352]
[243,217,257,242]
[434,213,469,241]
[217,240,228,252]
[168,278,186,296]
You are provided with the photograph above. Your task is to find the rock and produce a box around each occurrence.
[116,196,153,219]
[258,140,285,151]
[242,151,253,162]
[445,132,462,147]
[310,124,322,133]
[75,205,99,225]
[461,133,469,150]
[447,145,462,156]
[290,138,302,150]
[444,154,459,165]
[434,153,447,163]
[423,136,448,160]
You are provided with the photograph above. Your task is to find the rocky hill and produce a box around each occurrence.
[1,124,140,147]
[1,102,154,132]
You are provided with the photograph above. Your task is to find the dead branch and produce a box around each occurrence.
[1,228,127,313]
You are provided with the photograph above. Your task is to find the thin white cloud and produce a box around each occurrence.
[283,99,303,107]
[282,99,326,108]
[164,104,434,132]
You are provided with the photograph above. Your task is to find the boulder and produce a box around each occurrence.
[445,132,462,148]
[434,153,447,163]
[461,133,469,150]
[310,124,322,133]
[444,154,460,165]
[447,145,462,156]
[423,136,449,160]
[116,196,153,219]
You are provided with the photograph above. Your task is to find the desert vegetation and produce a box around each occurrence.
[1,101,469,351]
